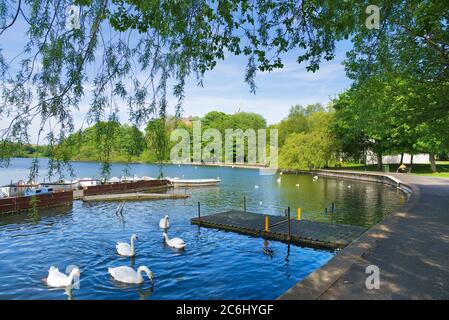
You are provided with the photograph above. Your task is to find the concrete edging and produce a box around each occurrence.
[277,170,418,300]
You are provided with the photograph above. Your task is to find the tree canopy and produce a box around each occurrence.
[0,1,448,175]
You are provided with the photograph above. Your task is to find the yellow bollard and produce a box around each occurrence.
[297,208,301,220]
[265,216,269,231]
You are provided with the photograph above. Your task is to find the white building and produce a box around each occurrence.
[366,152,430,164]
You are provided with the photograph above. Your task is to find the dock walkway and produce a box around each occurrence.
[83,192,189,202]
[191,210,366,250]
[279,173,449,300]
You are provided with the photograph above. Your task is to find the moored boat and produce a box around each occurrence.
[39,179,80,192]
[167,178,221,187]
[78,178,100,188]
[24,187,54,196]
[0,180,39,197]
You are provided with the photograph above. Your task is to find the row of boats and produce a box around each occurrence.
[0,176,221,198]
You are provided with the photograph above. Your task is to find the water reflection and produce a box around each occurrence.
[0,204,73,227]
[263,240,274,259]
[284,244,291,279]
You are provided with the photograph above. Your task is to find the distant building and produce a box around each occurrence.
[182,116,193,127]
[365,152,430,164]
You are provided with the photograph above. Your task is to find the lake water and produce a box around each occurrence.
[0,158,403,299]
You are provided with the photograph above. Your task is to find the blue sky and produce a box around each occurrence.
[174,40,353,124]
[0,12,354,142]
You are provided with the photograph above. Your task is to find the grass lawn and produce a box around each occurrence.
[329,162,449,178]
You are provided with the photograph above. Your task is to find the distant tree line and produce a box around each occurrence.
[6,99,449,175]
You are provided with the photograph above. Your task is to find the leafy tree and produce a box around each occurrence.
[332,82,394,170]
[0,0,363,172]
[1,0,447,176]
[333,72,449,172]
[144,118,170,163]
[201,111,230,133]
[340,0,449,171]
[116,124,145,160]
[276,105,308,146]
[279,107,337,170]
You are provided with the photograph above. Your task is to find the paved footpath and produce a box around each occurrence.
[280,174,449,300]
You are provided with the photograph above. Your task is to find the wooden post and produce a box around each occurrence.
[297,208,301,220]
[331,202,335,213]
[265,216,269,232]
[197,201,201,223]
[243,196,246,212]
[325,207,328,214]
[287,206,291,241]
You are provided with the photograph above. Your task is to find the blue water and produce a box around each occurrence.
[0,158,403,299]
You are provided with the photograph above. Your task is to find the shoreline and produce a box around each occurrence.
[12,157,268,170]
[278,172,449,299]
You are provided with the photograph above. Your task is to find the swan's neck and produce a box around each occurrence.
[137,267,152,282]
[136,269,144,283]
[163,233,169,242]
[130,237,135,255]
[67,270,78,286]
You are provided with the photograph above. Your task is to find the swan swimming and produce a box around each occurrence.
[313,175,319,181]
[163,232,186,249]
[295,184,300,187]
[159,215,170,229]
[116,234,138,257]
[45,266,80,288]
[254,185,259,189]
[108,266,153,284]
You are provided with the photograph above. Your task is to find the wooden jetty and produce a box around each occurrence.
[0,191,73,214]
[82,179,172,196]
[82,192,189,202]
[191,210,367,250]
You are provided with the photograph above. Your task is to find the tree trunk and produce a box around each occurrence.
[429,153,437,173]
[410,154,414,171]
[400,153,404,165]
[376,152,383,171]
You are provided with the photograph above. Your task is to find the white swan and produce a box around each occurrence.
[159,215,170,229]
[254,185,259,189]
[313,175,319,181]
[276,178,281,183]
[45,266,80,288]
[163,232,186,249]
[295,184,300,187]
[116,234,138,257]
[108,266,153,284]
